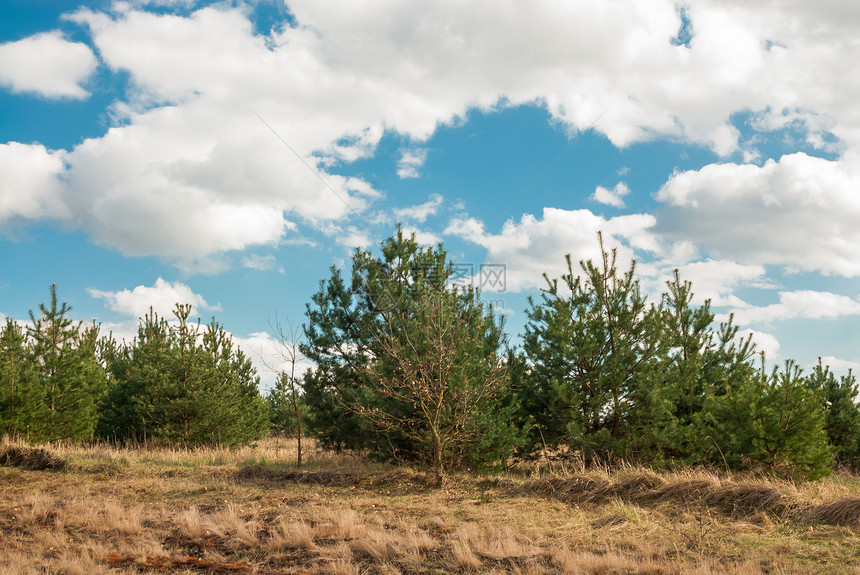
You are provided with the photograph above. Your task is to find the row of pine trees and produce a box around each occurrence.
[3,228,860,479]
[0,288,268,445]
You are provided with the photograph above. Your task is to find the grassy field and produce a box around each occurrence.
[2,437,860,574]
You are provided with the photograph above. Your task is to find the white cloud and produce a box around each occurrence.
[656,153,860,276]
[241,254,281,272]
[400,225,442,246]
[654,259,768,308]
[0,31,97,99]
[397,148,428,179]
[335,226,374,249]
[724,290,860,326]
[88,277,217,320]
[0,143,69,222]
[446,207,659,292]
[738,329,780,360]
[592,182,631,208]
[393,194,443,223]
[234,330,312,392]
[817,356,860,375]
[4,0,860,272]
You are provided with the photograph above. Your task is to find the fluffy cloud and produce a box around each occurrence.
[656,153,860,276]
[446,207,659,292]
[0,143,69,222]
[0,31,97,99]
[738,329,781,359]
[727,291,860,325]
[88,277,217,320]
[5,0,860,270]
[653,259,768,308]
[397,148,428,179]
[592,182,631,208]
[818,356,860,375]
[393,194,443,223]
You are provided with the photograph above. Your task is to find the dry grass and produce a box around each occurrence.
[4,435,860,574]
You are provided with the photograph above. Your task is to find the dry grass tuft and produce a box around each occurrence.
[708,484,791,517]
[271,518,317,550]
[804,496,860,526]
[594,471,665,501]
[0,438,66,471]
[176,505,209,539]
[643,478,718,504]
[453,522,538,561]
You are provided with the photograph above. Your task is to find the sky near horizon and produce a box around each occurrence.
[2,0,860,387]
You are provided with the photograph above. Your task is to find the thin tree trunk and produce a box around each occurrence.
[430,426,444,486]
[294,398,303,469]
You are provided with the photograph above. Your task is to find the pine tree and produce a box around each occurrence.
[647,271,757,462]
[0,318,37,436]
[704,358,831,478]
[807,359,860,469]
[523,235,665,462]
[302,226,522,474]
[26,285,106,441]
[98,305,267,445]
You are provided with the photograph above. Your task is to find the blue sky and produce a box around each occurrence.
[3,0,860,387]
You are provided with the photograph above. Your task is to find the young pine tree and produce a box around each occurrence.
[99,305,267,445]
[807,359,860,469]
[523,235,665,462]
[26,286,106,441]
[703,358,831,479]
[0,318,38,437]
[302,226,522,474]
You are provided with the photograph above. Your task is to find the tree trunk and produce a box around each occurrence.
[430,426,444,486]
[295,408,303,469]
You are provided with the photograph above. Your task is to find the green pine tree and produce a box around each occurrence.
[523,234,665,462]
[26,286,106,441]
[302,226,523,475]
[807,358,860,469]
[0,318,38,437]
[98,305,267,446]
[704,358,831,479]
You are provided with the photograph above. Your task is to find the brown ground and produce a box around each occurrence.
[2,436,860,574]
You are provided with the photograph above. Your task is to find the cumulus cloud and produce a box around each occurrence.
[592,182,631,208]
[817,356,860,375]
[655,153,860,276]
[727,291,860,325]
[446,207,660,292]
[0,143,69,223]
[88,277,217,320]
[738,329,780,359]
[400,225,442,246]
[653,259,768,308]
[393,194,443,223]
[397,148,428,179]
[4,0,860,274]
[0,31,97,99]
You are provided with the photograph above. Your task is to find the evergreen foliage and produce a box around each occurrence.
[302,227,523,474]
[807,359,860,469]
[25,286,106,441]
[639,272,757,463]
[0,318,37,436]
[98,305,268,445]
[703,358,832,478]
[0,232,855,481]
[523,235,665,462]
